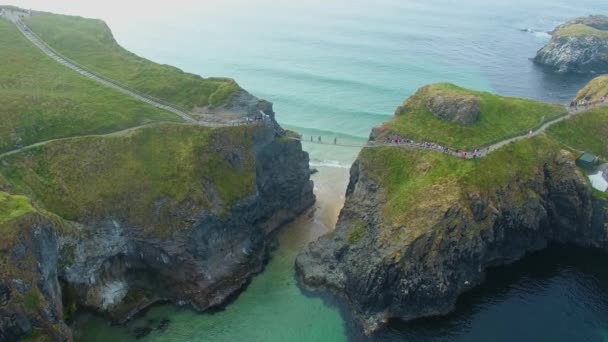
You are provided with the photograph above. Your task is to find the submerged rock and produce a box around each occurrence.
[534,15,608,74]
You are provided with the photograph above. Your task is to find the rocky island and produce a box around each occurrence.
[534,15,608,74]
[0,8,313,341]
[296,80,608,334]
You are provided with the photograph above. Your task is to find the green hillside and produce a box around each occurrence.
[548,106,608,158]
[0,20,178,154]
[25,14,240,109]
[0,123,258,238]
[574,75,608,104]
[378,83,565,150]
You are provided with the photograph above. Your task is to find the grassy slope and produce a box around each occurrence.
[359,136,561,242]
[0,20,178,154]
[548,106,608,158]
[0,123,258,237]
[381,83,565,150]
[0,191,36,225]
[25,14,240,109]
[359,82,608,241]
[555,23,608,38]
[575,75,608,103]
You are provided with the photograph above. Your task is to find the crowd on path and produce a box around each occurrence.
[570,96,608,109]
[375,136,487,159]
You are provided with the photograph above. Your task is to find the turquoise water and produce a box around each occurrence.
[18,0,608,340]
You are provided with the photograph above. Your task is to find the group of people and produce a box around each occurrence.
[570,95,608,109]
[309,136,338,144]
[380,136,486,159]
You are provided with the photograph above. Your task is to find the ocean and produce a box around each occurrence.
[18,0,608,340]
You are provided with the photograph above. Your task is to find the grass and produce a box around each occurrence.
[0,20,179,154]
[548,106,608,158]
[0,123,259,238]
[380,83,565,150]
[25,14,240,109]
[358,135,563,242]
[24,287,45,312]
[575,75,608,103]
[348,220,366,244]
[0,192,36,225]
[555,23,608,38]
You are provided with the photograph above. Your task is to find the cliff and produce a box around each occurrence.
[534,15,608,74]
[0,122,314,341]
[0,9,314,341]
[296,83,608,335]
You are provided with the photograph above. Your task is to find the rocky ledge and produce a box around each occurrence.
[534,15,608,74]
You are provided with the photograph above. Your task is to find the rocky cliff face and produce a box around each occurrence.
[0,213,72,341]
[534,16,608,74]
[60,122,314,321]
[0,101,314,341]
[296,147,608,334]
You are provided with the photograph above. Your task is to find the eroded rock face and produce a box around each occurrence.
[296,150,608,335]
[534,36,608,74]
[426,95,480,125]
[58,118,314,323]
[0,214,72,341]
[534,16,608,74]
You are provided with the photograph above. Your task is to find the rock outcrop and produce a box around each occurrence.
[534,15,608,74]
[0,205,73,341]
[426,93,480,125]
[297,145,608,334]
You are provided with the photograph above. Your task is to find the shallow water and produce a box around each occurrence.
[19,0,608,340]
[71,167,351,342]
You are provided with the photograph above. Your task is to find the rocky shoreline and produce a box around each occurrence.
[534,15,608,74]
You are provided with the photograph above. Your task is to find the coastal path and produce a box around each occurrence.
[287,101,606,159]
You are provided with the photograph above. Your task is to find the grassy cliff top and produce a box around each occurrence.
[0,192,36,225]
[358,86,608,244]
[0,20,179,154]
[358,135,564,245]
[548,105,608,158]
[0,123,259,238]
[25,13,240,110]
[574,75,608,103]
[553,15,608,37]
[554,23,608,38]
[378,83,565,150]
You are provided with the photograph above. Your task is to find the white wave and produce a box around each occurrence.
[589,172,608,192]
[310,160,352,169]
[534,31,551,39]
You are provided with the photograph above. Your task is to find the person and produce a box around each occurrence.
[334,137,337,145]
[318,136,321,142]
[310,136,313,142]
